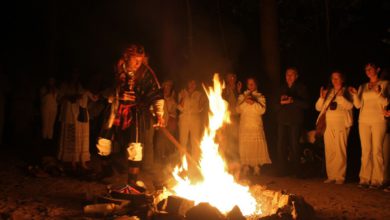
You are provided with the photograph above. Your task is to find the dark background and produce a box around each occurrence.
[1,0,389,179]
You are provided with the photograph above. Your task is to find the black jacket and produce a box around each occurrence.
[277,81,309,125]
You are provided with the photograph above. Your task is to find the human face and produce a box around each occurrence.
[331,72,343,89]
[365,64,379,80]
[187,80,197,92]
[226,74,237,88]
[163,82,173,96]
[127,56,144,72]
[247,78,257,92]
[285,69,298,86]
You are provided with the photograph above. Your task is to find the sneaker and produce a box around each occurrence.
[335,180,344,185]
[323,179,335,184]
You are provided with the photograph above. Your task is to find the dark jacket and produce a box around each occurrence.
[277,81,309,125]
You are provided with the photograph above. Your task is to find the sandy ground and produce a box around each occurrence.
[0,152,389,220]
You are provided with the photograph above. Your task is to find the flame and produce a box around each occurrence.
[169,74,261,216]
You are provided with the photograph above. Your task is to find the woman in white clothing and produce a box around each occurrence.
[237,78,271,176]
[58,72,98,170]
[315,71,353,184]
[40,77,58,140]
[349,63,389,188]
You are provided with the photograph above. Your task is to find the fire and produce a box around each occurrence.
[169,74,261,216]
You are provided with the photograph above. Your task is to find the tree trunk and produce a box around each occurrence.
[259,0,280,160]
[47,0,58,76]
[259,0,280,87]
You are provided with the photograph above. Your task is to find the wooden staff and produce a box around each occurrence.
[158,127,200,169]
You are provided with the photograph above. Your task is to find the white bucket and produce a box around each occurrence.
[127,142,143,161]
[96,138,112,156]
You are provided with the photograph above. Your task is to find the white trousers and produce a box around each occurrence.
[383,133,390,182]
[324,126,350,181]
[179,114,201,160]
[358,122,387,185]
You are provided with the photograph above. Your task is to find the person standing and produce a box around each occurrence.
[40,77,58,141]
[315,71,353,184]
[155,80,178,164]
[96,44,164,186]
[276,67,309,176]
[58,70,96,171]
[222,73,242,164]
[237,77,271,176]
[178,79,205,162]
[349,63,389,189]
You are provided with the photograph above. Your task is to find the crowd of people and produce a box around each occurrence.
[0,45,389,193]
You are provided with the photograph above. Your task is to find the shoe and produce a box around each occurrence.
[358,183,369,189]
[335,180,344,185]
[323,179,334,184]
[384,187,390,192]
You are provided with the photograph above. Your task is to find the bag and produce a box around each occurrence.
[315,113,326,137]
[78,106,88,122]
[315,88,342,137]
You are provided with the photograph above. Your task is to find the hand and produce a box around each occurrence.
[348,86,357,95]
[280,95,290,105]
[123,92,136,101]
[245,97,254,105]
[374,85,381,94]
[154,115,165,128]
[320,87,328,98]
[179,90,187,105]
[384,110,390,117]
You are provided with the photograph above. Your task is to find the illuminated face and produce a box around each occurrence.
[365,64,379,79]
[127,56,144,72]
[285,69,298,86]
[247,78,257,92]
[331,72,343,88]
[187,80,197,92]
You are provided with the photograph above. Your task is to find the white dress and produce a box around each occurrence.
[58,83,92,163]
[237,90,272,166]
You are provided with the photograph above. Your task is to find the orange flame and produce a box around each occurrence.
[169,74,261,216]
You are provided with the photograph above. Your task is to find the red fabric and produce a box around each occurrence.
[113,104,135,130]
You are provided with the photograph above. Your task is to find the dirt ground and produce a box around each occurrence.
[0,152,389,220]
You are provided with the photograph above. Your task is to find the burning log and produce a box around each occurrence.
[185,202,225,220]
[227,206,245,220]
[155,195,195,218]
